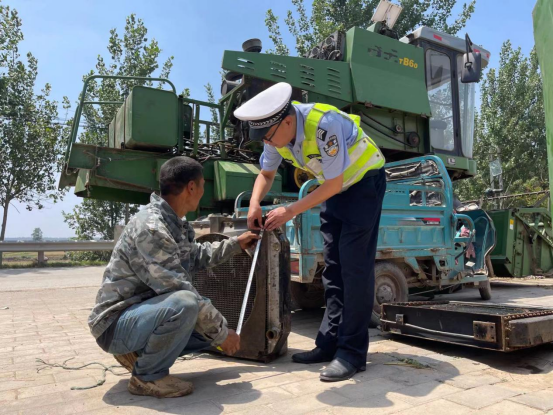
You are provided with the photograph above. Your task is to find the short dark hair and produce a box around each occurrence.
[159,157,203,196]
[285,102,295,117]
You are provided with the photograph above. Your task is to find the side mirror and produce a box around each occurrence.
[461,34,482,83]
[461,52,482,83]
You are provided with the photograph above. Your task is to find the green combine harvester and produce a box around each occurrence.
[59,5,490,223]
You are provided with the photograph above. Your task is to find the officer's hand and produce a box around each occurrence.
[247,203,263,230]
[265,206,294,231]
[237,231,260,250]
[220,329,240,355]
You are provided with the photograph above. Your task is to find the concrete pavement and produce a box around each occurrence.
[0,266,552,414]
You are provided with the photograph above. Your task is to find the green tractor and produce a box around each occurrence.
[59,4,489,221]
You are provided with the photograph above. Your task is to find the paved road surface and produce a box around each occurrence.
[0,266,552,414]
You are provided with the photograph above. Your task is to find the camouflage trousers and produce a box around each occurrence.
[107,291,210,381]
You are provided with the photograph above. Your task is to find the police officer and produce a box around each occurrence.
[234,82,386,382]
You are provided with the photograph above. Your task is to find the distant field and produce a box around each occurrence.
[0,251,107,268]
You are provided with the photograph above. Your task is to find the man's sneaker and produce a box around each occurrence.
[128,375,194,398]
[292,347,334,364]
[113,352,138,373]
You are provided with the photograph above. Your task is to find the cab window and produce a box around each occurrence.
[425,49,455,152]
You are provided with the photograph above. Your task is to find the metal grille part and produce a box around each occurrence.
[422,303,545,316]
[193,234,256,330]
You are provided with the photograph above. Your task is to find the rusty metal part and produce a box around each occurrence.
[236,229,264,335]
[473,321,496,342]
[508,315,553,348]
[381,301,553,352]
[193,229,291,362]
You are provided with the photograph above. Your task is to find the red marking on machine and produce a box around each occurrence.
[290,260,299,274]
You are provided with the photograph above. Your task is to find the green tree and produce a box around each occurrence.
[65,199,140,241]
[266,0,476,56]
[64,199,139,261]
[31,227,43,241]
[0,2,65,244]
[455,41,547,207]
[205,82,219,141]
[63,14,175,260]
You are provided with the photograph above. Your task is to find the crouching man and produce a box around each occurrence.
[88,156,259,398]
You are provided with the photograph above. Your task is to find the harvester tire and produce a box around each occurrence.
[370,261,409,327]
[479,279,492,300]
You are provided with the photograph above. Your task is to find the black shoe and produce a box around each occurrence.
[320,357,366,382]
[292,347,334,364]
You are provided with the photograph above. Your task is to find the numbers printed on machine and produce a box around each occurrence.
[399,58,418,68]
[367,45,420,70]
[510,219,514,230]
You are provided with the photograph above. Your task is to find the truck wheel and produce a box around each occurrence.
[370,262,409,327]
[290,280,325,310]
[479,280,492,300]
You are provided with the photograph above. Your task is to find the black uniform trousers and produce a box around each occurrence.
[315,168,386,369]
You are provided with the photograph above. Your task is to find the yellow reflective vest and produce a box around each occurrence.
[275,102,385,190]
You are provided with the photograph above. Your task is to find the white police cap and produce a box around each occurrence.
[234,82,292,141]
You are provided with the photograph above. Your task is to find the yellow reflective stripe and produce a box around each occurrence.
[276,146,302,169]
[348,137,369,163]
[278,102,386,190]
[306,158,323,175]
[343,150,385,189]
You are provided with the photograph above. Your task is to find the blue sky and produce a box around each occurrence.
[3,0,538,238]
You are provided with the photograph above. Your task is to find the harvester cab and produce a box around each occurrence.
[400,27,489,175]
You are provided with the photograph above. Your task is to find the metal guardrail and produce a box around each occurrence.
[0,241,115,252]
[0,240,115,266]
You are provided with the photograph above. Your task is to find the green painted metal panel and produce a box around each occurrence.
[533,0,553,219]
[354,105,427,153]
[346,27,431,116]
[74,170,151,204]
[68,143,171,192]
[199,159,216,209]
[58,169,78,188]
[304,92,350,110]
[214,161,282,201]
[467,160,477,176]
[109,86,178,150]
[489,210,511,259]
[539,238,553,275]
[222,51,353,103]
[489,208,553,277]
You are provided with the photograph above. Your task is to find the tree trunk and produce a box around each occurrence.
[1,201,9,242]
[125,203,129,224]
[109,202,116,240]
[0,200,10,267]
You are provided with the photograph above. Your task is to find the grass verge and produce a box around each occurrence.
[0,252,108,269]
